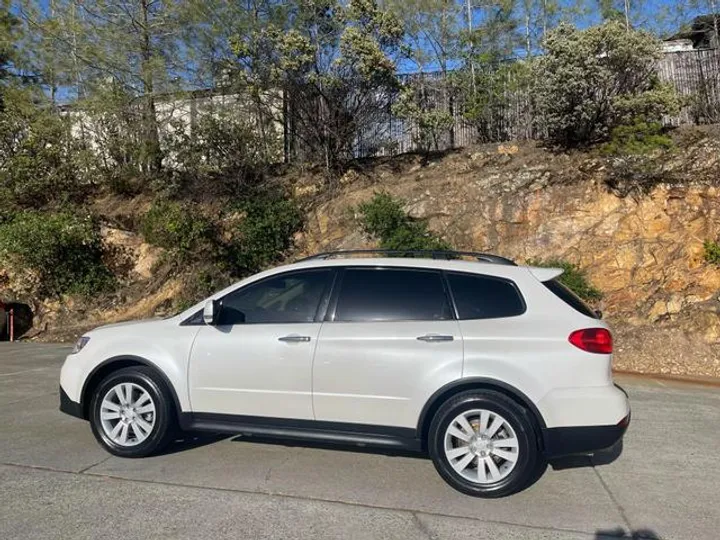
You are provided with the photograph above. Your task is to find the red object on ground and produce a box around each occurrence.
[0,300,5,342]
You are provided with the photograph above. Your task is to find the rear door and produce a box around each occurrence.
[312,267,463,429]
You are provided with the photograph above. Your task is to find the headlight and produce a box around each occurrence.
[71,336,90,355]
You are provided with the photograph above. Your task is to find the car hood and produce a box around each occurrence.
[90,318,163,333]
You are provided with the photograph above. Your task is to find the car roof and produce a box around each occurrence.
[262,257,531,279]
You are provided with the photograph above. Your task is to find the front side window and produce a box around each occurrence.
[219,270,332,325]
[334,268,451,322]
[447,272,525,320]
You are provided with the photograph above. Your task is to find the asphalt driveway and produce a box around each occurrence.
[1,342,718,540]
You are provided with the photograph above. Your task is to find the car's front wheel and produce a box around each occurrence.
[89,366,176,457]
[428,389,540,497]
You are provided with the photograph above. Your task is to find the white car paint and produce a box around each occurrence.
[60,257,629,433]
[313,319,463,427]
[189,322,321,419]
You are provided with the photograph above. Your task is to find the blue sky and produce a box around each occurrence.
[28,0,706,35]
[19,0,710,100]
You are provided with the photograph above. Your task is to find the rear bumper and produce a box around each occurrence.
[542,412,630,458]
[59,385,85,420]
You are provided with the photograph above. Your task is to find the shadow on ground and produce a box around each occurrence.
[596,528,660,539]
[230,434,426,459]
[156,433,229,456]
[228,434,554,494]
[550,440,623,471]
[156,428,625,481]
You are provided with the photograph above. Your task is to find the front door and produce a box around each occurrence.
[188,269,334,420]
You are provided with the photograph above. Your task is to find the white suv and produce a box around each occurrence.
[60,250,630,497]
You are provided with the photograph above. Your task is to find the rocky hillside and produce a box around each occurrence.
[12,129,720,380]
[297,135,720,379]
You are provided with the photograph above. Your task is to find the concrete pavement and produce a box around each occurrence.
[1,342,718,539]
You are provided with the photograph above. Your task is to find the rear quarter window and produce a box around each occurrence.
[446,272,525,320]
[543,279,599,319]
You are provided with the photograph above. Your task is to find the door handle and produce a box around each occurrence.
[278,335,311,343]
[417,334,454,342]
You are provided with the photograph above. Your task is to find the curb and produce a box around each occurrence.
[613,369,720,389]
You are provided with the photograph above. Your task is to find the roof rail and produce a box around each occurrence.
[296,249,517,266]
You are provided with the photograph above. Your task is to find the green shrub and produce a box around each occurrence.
[459,61,533,143]
[356,192,450,251]
[142,191,303,280]
[169,109,279,176]
[704,241,720,266]
[140,201,214,255]
[0,87,96,209]
[533,22,680,147]
[0,212,113,296]
[528,259,602,302]
[393,85,455,153]
[77,84,162,188]
[228,190,304,274]
[600,120,674,156]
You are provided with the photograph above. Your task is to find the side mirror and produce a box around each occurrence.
[203,300,219,325]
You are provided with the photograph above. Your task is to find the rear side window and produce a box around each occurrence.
[334,268,452,322]
[446,272,525,320]
[543,279,599,319]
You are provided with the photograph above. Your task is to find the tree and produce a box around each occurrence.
[463,0,519,61]
[0,86,95,210]
[386,0,461,73]
[385,0,463,151]
[517,0,560,55]
[597,0,628,28]
[16,0,235,175]
[231,0,404,170]
[0,0,19,108]
[533,21,680,147]
[450,0,526,142]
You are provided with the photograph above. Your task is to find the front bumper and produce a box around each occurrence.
[59,385,85,420]
[542,411,630,458]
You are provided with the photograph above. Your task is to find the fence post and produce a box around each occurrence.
[8,308,14,343]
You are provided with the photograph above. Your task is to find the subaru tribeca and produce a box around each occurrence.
[60,250,630,497]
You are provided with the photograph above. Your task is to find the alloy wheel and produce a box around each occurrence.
[443,408,520,484]
[99,382,156,447]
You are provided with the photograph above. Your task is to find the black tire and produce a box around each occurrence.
[428,389,540,498]
[89,366,176,458]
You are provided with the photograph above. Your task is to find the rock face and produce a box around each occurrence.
[299,141,720,378]
[101,226,162,280]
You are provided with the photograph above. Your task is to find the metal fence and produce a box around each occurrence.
[310,48,720,159]
[658,49,720,125]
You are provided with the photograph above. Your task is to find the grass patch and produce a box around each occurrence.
[704,240,720,266]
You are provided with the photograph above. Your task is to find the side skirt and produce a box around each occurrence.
[180,413,423,452]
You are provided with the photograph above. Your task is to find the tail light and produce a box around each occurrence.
[569,328,613,354]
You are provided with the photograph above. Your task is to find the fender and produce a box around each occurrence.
[416,377,547,440]
[81,355,186,426]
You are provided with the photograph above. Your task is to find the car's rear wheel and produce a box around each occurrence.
[428,390,540,497]
[89,366,176,457]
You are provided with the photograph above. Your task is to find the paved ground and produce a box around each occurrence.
[1,343,718,540]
